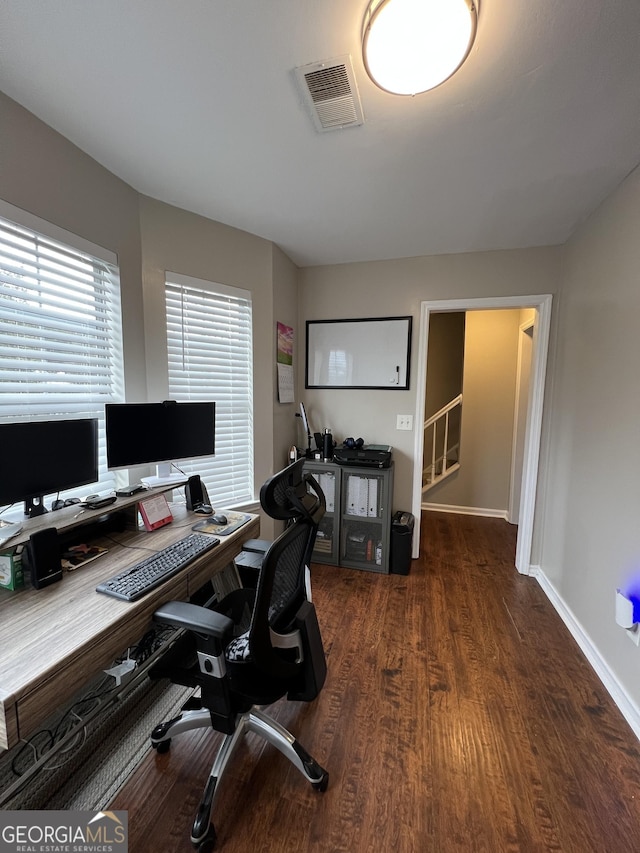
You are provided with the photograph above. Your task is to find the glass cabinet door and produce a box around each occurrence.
[304,461,393,573]
[340,469,390,573]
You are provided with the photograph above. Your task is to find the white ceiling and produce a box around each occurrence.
[1,1,639,268]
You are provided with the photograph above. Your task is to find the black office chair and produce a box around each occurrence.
[148,459,329,852]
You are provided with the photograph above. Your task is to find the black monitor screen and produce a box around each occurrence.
[0,418,98,513]
[105,401,215,469]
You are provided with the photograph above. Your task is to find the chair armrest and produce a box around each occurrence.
[153,601,234,638]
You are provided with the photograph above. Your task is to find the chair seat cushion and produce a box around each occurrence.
[225,631,252,662]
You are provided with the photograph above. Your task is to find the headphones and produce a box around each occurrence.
[343,437,364,449]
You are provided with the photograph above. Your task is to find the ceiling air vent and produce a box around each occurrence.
[295,55,364,133]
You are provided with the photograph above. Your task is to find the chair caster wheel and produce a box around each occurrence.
[153,739,171,754]
[196,824,217,852]
[312,772,329,792]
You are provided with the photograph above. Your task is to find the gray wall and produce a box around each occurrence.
[136,195,278,525]
[424,312,465,419]
[538,163,640,710]
[271,245,300,473]
[298,248,562,515]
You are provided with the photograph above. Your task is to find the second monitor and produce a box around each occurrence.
[105,401,215,485]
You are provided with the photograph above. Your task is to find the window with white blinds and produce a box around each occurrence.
[165,273,254,507]
[0,211,125,502]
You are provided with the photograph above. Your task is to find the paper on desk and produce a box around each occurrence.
[62,543,108,571]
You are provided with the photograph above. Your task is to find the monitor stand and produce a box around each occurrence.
[140,462,186,488]
[25,496,48,518]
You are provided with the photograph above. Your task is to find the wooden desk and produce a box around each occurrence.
[0,501,259,751]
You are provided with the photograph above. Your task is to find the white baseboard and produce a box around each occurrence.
[422,502,509,520]
[531,565,640,742]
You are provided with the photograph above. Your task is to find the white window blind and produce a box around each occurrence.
[0,212,125,500]
[165,274,254,507]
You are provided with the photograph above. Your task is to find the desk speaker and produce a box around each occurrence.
[186,475,209,511]
[24,527,63,589]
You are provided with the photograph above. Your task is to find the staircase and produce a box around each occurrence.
[422,393,462,495]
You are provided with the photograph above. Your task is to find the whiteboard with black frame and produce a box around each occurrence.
[306,316,412,390]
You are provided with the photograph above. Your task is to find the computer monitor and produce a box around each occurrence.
[105,400,215,485]
[0,418,99,518]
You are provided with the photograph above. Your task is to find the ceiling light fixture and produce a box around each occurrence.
[362,0,478,96]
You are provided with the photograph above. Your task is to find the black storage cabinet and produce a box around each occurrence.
[390,511,414,575]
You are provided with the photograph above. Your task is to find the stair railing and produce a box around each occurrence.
[423,393,463,490]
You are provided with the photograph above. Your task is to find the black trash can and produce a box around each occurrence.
[390,511,414,575]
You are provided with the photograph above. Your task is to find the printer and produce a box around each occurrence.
[332,444,392,469]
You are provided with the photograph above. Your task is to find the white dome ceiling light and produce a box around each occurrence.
[362,0,478,96]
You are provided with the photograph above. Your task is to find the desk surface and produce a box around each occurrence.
[0,504,259,751]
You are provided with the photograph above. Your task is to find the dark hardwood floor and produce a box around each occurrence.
[112,512,640,852]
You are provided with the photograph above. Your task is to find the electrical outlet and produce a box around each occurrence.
[396,414,413,430]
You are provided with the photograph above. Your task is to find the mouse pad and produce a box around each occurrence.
[191,511,251,536]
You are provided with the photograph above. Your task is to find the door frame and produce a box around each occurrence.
[508,319,535,524]
[411,294,553,574]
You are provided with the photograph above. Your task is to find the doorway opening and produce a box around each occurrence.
[411,294,552,574]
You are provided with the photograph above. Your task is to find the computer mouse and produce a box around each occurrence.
[193,503,213,515]
[212,513,228,525]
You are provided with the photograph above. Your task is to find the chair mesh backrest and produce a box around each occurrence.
[270,477,294,516]
[257,459,325,633]
[246,519,317,674]
[260,457,324,522]
[267,521,312,630]
[246,461,326,673]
